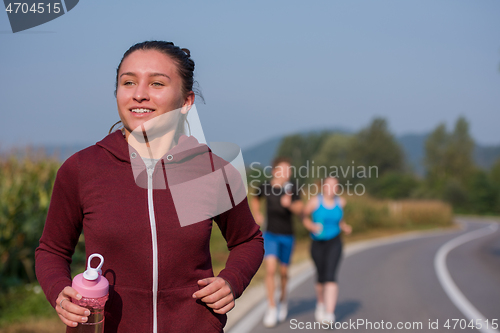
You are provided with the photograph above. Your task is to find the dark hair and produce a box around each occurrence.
[271,156,292,169]
[110,40,203,135]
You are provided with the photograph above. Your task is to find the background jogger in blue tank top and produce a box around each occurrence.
[302,177,352,324]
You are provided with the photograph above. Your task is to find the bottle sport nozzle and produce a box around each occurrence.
[83,253,104,281]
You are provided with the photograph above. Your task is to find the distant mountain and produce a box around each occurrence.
[241,130,500,175]
[240,135,282,169]
[474,145,500,170]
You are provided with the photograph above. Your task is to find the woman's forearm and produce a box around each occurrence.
[35,153,83,307]
[214,198,264,299]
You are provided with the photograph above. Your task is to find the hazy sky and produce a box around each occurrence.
[1,0,499,149]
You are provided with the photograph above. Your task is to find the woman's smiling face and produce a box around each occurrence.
[116,49,191,136]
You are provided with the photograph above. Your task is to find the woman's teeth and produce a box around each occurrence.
[131,108,154,113]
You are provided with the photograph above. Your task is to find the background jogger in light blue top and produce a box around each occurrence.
[303,177,352,325]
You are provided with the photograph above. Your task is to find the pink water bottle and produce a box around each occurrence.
[68,253,109,333]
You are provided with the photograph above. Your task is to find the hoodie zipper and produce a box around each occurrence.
[146,166,158,333]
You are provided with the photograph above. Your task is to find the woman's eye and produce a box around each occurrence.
[123,81,134,86]
[152,82,164,87]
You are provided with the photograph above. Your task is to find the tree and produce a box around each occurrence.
[465,170,498,214]
[425,118,475,181]
[349,118,405,177]
[447,117,475,181]
[369,172,419,199]
[424,123,448,188]
[490,158,500,186]
[424,117,475,198]
[489,158,500,214]
[275,131,332,177]
[312,133,353,181]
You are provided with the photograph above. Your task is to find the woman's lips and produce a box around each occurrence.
[130,108,155,117]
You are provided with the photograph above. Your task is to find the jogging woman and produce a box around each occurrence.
[35,41,264,333]
[302,177,352,324]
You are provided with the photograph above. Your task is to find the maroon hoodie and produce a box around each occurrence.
[35,130,264,333]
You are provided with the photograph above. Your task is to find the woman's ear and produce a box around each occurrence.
[181,91,195,114]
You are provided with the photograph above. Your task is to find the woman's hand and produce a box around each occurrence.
[341,221,352,235]
[254,211,264,226]
[251,196,264,226]
[192,277,235,314]
[310,222,323,235]
[303,216,322,234]
[55,286,90,327]
[280,193,292,208]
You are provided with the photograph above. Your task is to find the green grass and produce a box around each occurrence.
[0,283,56,328]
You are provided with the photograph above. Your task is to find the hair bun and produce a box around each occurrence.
[181,48,191,57]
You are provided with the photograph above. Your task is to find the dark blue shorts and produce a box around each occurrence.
[263,231,295,265]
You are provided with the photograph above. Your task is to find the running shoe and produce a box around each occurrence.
[314,303,325,322]
[322,312,336,324]
[263,306,278,327]
[278,301,288,322]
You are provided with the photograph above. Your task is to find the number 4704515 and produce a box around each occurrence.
[5,2,61,14]
[444,319,498,330]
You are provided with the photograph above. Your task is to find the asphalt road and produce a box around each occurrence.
[241,219,500,333]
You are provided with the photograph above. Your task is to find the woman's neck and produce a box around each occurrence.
[322,194,336,205]
[125,128,177,160]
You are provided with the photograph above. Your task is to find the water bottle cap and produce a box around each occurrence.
[72,253,109,298]
[83,254,103,281]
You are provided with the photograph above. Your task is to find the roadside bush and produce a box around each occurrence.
[343,195,452,234]
[0,154,60,290]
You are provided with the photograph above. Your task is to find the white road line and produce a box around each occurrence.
[434,222,499,333]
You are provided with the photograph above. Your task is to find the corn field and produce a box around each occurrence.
[0,152,60,290]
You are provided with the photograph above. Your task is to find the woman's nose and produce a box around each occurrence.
[133,83,149,102]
